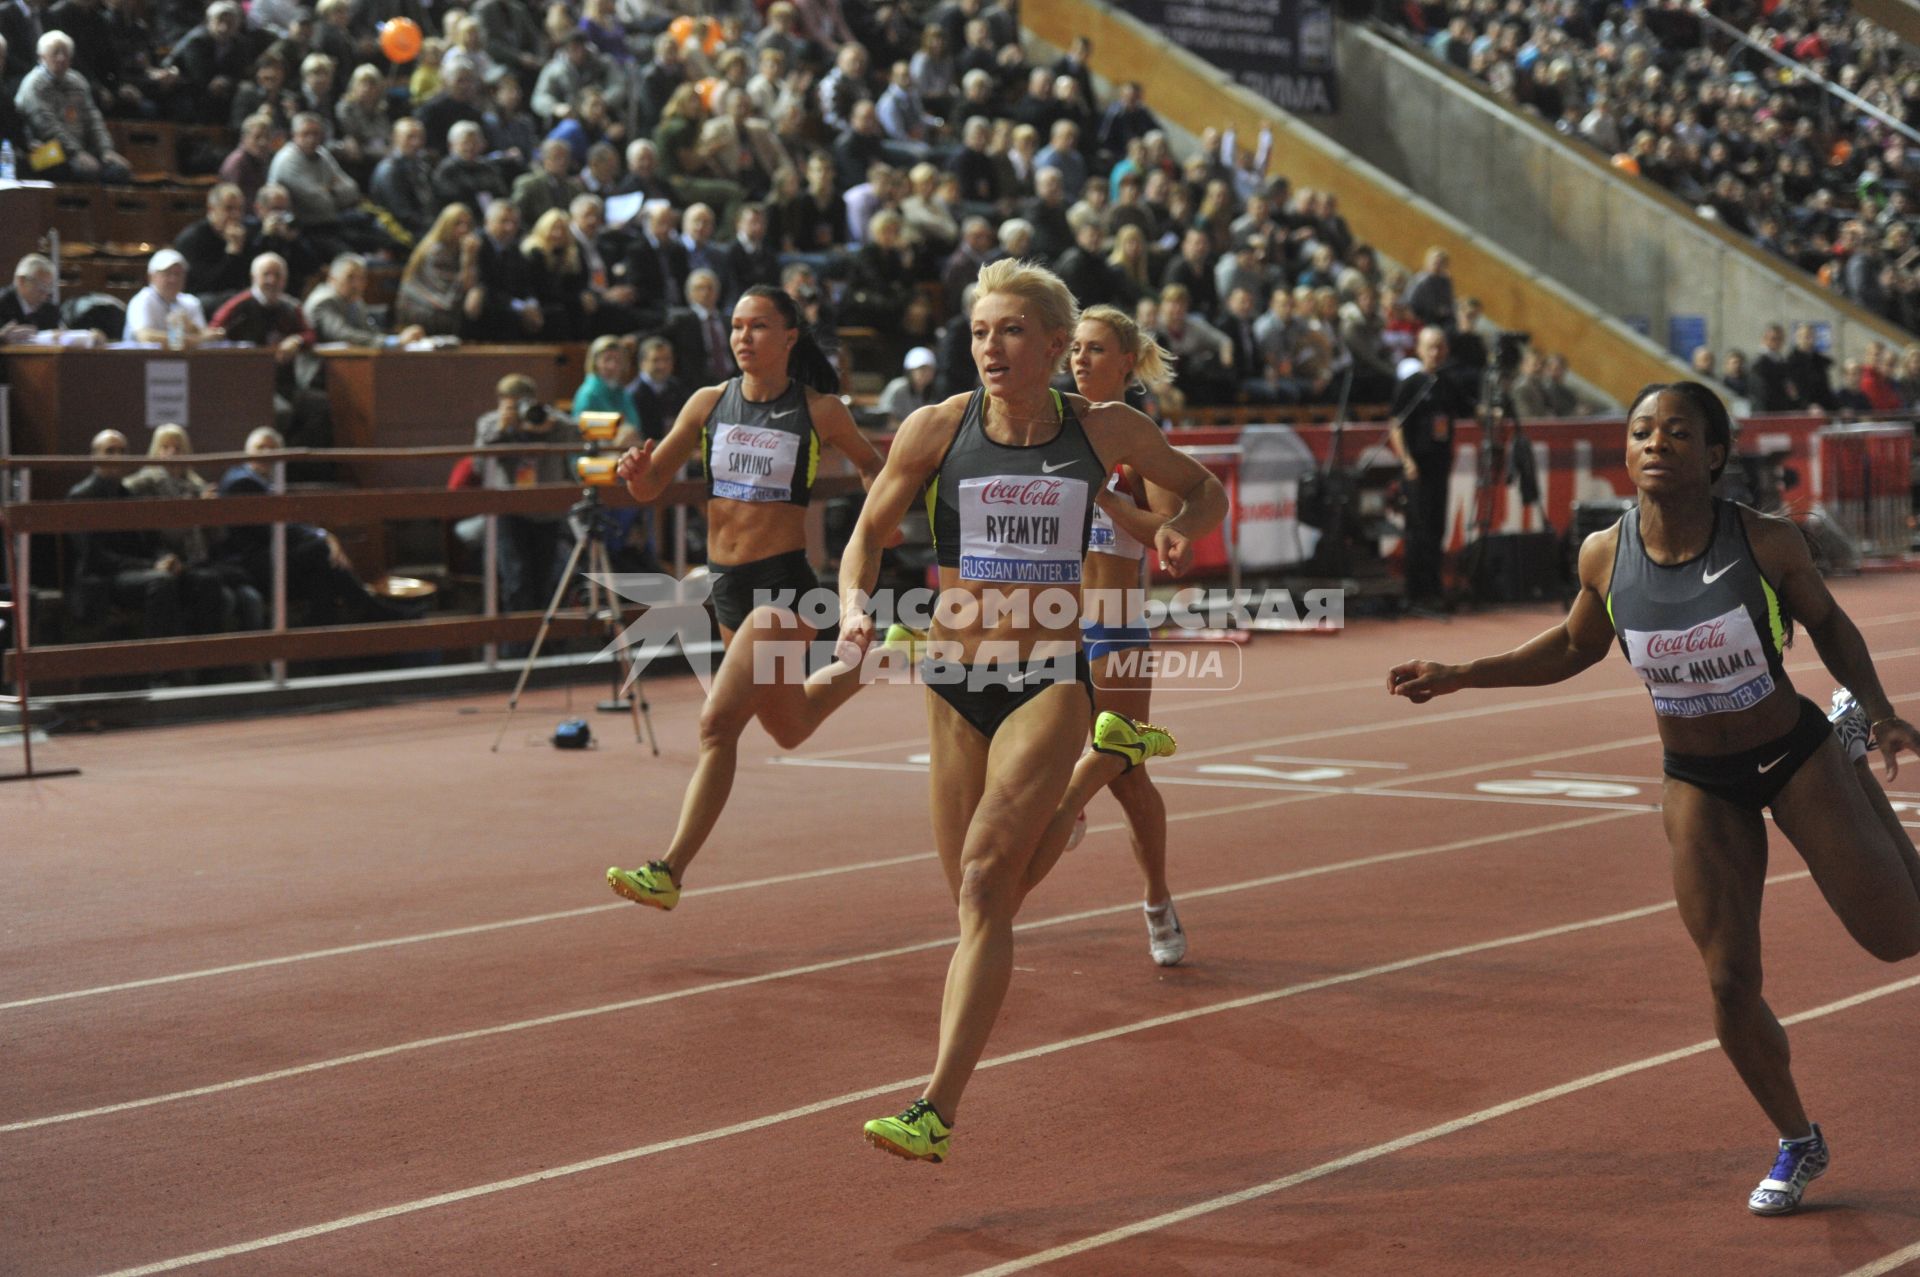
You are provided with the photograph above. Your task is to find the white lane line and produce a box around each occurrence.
[1533,770,1665,784]
[1159,775,1661,815]
[963,968,1920,1277]
[1253,754,1409,770]
[1841,1241,1920,1277]
[91,857,1725,1277]
[0,853,934,1013]
[3,811,1636,1134]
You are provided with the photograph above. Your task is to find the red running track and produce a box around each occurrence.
[5,576,1920,1276]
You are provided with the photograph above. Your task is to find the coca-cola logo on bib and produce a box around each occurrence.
[727,428,785,450]
[1646,618,1728,659]
[980,478,1065,506]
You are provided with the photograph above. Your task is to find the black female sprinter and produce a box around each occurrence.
[1389,381,1920,1215]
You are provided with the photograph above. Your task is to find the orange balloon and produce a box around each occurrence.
[668,14,695,45]
[700,18,726,56]
[696,75,722,111]
[379,17,422,64]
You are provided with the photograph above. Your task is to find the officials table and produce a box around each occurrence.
[321,344,580,487]
[2,346,278,456]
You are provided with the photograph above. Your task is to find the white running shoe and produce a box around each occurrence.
[1829,689,1870,763]
[1064,810,1086,851]
[1748,1125,1829,1215]
[1144,900,1186,966]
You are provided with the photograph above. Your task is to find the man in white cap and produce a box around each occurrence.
[878,345,937,427]
[124,249,223,346]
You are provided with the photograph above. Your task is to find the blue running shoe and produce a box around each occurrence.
[1748,1125,1828,1215]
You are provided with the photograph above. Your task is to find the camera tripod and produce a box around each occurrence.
[491,486,658,754]
[1457,365,1556,607]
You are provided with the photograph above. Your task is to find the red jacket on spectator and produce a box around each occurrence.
[1858,363,1902,411]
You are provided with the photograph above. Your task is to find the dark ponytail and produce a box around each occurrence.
[1627,380,1733,482]
[740,284,840,395]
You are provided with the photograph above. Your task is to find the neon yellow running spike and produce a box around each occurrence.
[881,623,928,660]
[864,1098,952,1163]
[607,861,680,911]
[1091,711,1177,771]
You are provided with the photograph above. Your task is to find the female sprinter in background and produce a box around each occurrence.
[1020,304,1191,965]
[836,260,1228,1162]
[606,285,886,911]
[1389,381,1920,1215]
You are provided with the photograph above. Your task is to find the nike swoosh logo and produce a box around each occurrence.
[1757,752,1790,774]
[1703,562,1734,584]
[1040,460,1076,473]
[770,409,798,419]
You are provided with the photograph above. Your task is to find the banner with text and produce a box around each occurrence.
[1113,0,1338,113]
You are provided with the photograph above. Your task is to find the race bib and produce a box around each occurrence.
[709,420,800,502]
[956,474,1089,583]
[1622,604,1774,718]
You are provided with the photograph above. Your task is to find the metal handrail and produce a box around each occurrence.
[1690,6,1920,152]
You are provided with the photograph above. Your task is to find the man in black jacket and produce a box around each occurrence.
[471,199,543,340]
[1051,216,1119,309]
[172,182,256,313]
[619,200,689,329]
[724,202,781,296]
[1,252,60,339]
[368,117,436,239]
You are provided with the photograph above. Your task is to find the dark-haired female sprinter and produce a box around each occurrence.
[1389,381,1920,1215]
[606,284,888,911]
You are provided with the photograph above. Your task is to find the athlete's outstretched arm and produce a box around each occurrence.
[1747,510,1918,778]
[616,385,719,503]
[1390,528,1619,702]
[836,400,958,662]
[1080,399,1227,572]
[808,389,889,488]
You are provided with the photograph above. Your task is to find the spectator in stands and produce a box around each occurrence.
[1788,322,1838,411]
[1338,281,1396,403]
[678,200,731,298]
[15,29,128,179]
[841,207,916,328]
[45,0,126,115]
[1035,118,1086,195]
[573,332,639,429]
[473,0,543,90]
[995,214,1034,265]
[245,180,321,289]
[394,202,477,336]
[474,373,579,612]
[1052,211,1121,310]
[1021,165,1073,259]
[843,159,896,245]
[125,248,222,345]
[124,423,263,632]
[938,213,997,316]
[217,110,274,202]
[879,344,936,427]
[511,136,583,229]
[333,62,388,170]
[218,425,416,625]
[1155,282,1233,405]
[483,71,538,170]
[663,266,736,384]
[701,84,791,201]
[228,49,295,131]
[654,82,744,220]
[613,135,671,200]
[1,253,60,340]
[875,57,936,156]
[817,39,868,133]
[267,111,359,258]
[545,83,619,170]
[468,198,542,340]
[627,334,686,441]
[618,198,687,327]
[66,428,214,641]
[174,181,257,313]
[1533,352,1592,417]
[1750,322,1797,412]
[369,116,434,239]
[305,251,424,346]
[1096,80,1157,164]
[634,29,684,132]
[724,201,780,297]
[782,149,846,256]
[416,60,484,155]
[531,30,609,129]
[521,206,588,338]
[1721,349,1751,401]
[163,0,252,125]
[1401,247,1454,330]
[900,161,958,255]
[1162,227,1219,320]
[214,249,329,443]
[433,117,507,212]
[1689,344,1716,382]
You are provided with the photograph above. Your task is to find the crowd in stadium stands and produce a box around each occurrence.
[0,0,1626,425]
[1690,320,1920,412]
[1395,0,1920,338]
